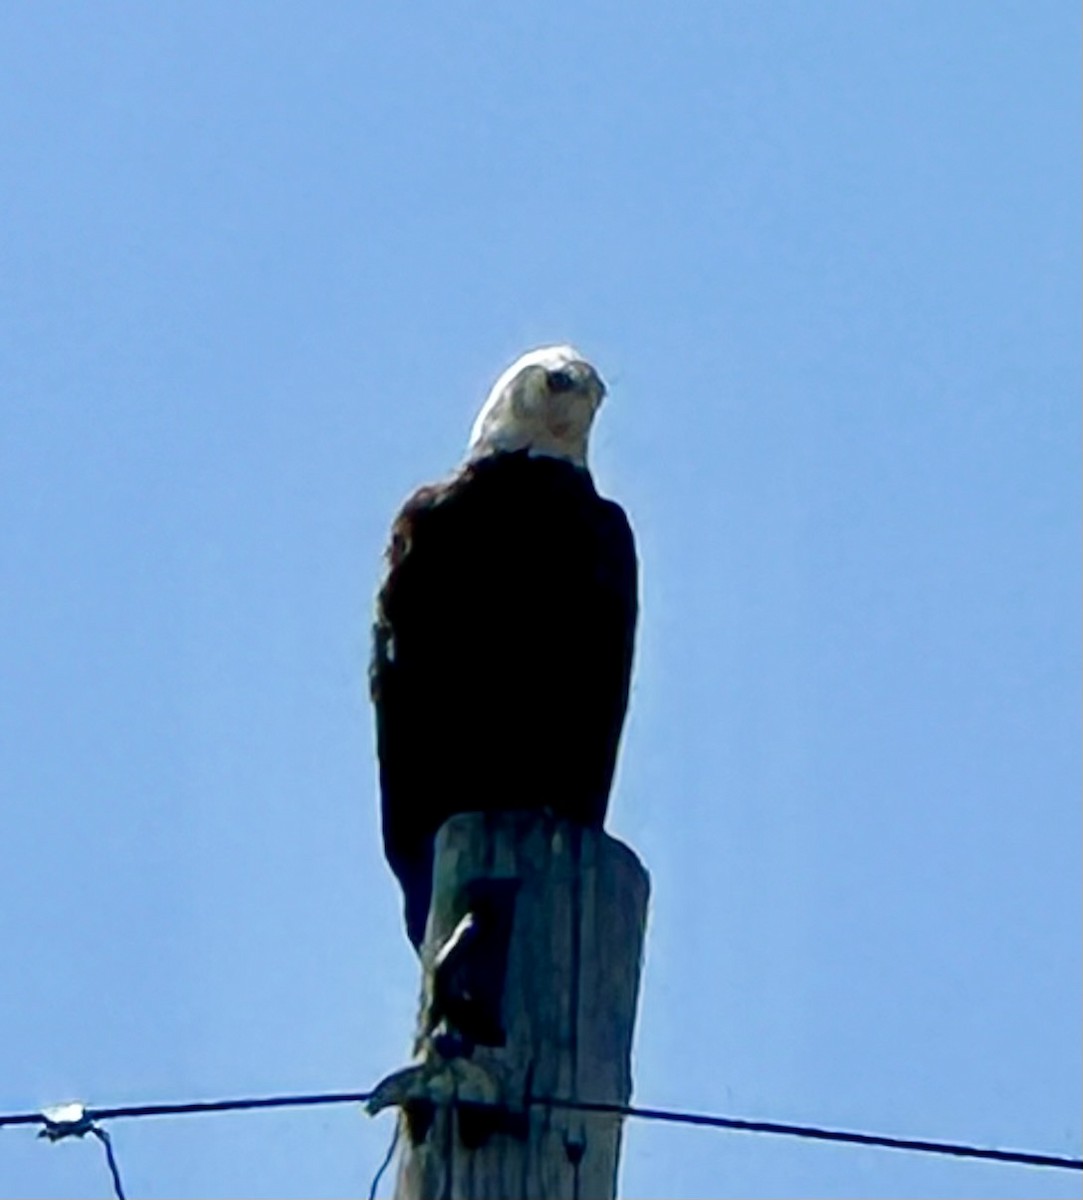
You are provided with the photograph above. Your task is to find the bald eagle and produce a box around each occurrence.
[370,346,638,949]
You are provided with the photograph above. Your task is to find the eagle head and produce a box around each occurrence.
[468,345,607,468]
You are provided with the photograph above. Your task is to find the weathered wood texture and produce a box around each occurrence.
[393,811,649,1200]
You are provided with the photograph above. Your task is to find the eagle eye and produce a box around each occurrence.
[546,368,576,393]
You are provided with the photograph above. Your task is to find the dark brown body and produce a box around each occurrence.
[371,450,638,947]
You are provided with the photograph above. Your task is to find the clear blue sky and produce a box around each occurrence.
[1,3,1079,1197]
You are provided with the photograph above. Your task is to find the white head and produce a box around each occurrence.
[468,345,607,468]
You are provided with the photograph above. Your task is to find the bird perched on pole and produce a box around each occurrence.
[370,346,638,949]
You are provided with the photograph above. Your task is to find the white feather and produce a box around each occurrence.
[467,345,606,468]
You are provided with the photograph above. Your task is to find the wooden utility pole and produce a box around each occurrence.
[368,810,649,1200]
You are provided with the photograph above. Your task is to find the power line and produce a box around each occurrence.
[96,1089,376,1123]
[89,1127,127,1200]
[0,1089,374,1129]
[368,1118,400,1200]
[35,1104,127,1200]
[543,1098,1083,1172]
[2,1087,1079,1176]
[0,1092,347,1130]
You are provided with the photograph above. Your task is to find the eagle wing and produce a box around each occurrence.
[371,454,637,946]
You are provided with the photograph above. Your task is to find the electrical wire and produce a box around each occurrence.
[540,1097,1083,1172]
[2,1086,1079,1176]
[367,1117,400,1200]
[0,1090,366,1129]
[94,1089,376,1123]
[90,1127,127,1200]
[32,1106,127,1200]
